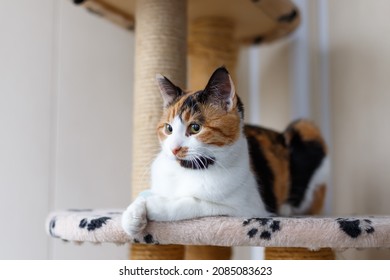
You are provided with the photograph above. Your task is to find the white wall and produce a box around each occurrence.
[0,0,134,259]
[328,0,390,259]
[0,0,54,259]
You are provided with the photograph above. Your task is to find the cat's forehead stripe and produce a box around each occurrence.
[167,91,205,123]
[179,95,201,119]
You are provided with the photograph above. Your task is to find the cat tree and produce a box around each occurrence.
[47,0,390,259]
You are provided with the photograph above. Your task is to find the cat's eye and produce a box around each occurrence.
[189,123,201,134]
[165,123,173,135]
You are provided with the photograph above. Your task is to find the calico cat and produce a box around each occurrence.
[122,66,328,236]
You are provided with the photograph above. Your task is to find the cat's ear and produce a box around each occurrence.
[203,66,236,111]
[156,74,184,108]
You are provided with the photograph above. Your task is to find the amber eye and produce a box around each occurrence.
[189,123,201,134]
[165,123,173,135]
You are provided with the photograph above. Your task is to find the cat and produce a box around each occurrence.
[122,66,328,236]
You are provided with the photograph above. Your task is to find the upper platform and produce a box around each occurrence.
[73,0,300,44]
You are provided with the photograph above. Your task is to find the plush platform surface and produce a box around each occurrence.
[46,209,390,249]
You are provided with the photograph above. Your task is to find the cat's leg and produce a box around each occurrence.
[121,194,234,235]
[145,195,234,221]
[121,196,148,236]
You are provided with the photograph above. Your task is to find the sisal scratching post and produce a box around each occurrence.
[185,17,238,260]
[265,247,335,260]
[130,0,187,260]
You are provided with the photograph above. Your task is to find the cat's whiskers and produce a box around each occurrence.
[194,154,207,170]
[185,153,202,170]
[188,148,229,173]
[185,150,229,173]
[187,154,201,170]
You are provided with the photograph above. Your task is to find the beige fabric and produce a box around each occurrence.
[47,209,390,249]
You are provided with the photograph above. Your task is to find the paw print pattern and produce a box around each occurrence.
[243,218,281,240]
[79,217,111,231]
[336,218,375,238]
[133,234,159,245]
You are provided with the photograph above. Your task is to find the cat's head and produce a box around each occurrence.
[155,66,244,169]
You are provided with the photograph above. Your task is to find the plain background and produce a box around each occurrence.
[1,0,389,259]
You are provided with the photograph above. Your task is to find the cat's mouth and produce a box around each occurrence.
[178,156,215,170]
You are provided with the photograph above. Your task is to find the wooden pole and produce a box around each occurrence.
[130,0,187,260]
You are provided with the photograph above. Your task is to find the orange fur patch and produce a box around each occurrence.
[198,105,241,146]
[176,146,188,158]
[157,91,242,147]
[257,134,289,209]
[285,120,327,154]
[244,126,290,210]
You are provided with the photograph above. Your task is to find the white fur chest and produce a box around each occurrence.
[151,152,234,200]
[150,136,269,218]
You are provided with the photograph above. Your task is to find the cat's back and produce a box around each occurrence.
[244,124,290,214]
[243,120,327,215]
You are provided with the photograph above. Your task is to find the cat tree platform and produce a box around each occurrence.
[46,209,390,249]
[73,0,300,44]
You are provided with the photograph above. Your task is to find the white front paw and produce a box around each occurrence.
[121,197,147,236]
[145,195,168,221]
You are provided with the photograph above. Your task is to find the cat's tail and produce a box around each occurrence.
[281,119,329,216]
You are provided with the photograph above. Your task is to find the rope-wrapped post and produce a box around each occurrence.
[265,247,335,260]
[131,0,187,260]
[186,17,238,260]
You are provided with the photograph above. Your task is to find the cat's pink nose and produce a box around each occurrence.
[172,147,182,156]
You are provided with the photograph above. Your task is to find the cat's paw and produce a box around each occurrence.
[121,197,148,236]
[145,195,169,221]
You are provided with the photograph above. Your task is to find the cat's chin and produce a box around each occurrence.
[178,157,215,170]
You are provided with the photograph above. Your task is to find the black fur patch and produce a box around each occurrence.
[236,95,245,119]
[287,127,326,208]
[246,135,277,213]
[179,95,202,121]
[79,217,111,231]
[179,156,215,170]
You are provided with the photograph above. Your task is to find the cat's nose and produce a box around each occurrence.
[172,147,182,156]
